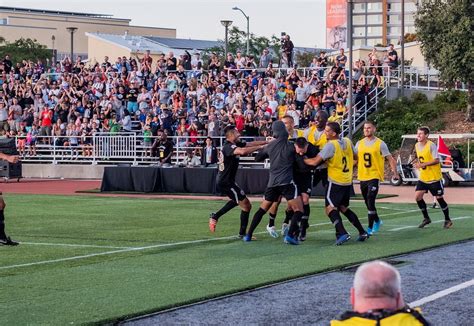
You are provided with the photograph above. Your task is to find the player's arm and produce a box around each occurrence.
[246,140,268,147]
[304,153,324,167]
[233,145,264,156]
[386,155,400,179]
[0,152,19,164]
[254,146,269,162]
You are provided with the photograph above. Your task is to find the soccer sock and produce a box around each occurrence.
[303,204,310,221]
[367,211,378,229]
[283,209,293,224]
[437,198,450,220]
[247,208,266,237]
[213,200,238,220]
[288,211,303,238]
[328,210,347,237]
[416,199,430,220]
[342,209,366,235]
[268,213,277,227]
[239,210,250,236]
[0,210,6,239]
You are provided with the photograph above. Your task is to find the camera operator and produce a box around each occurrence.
[281,34,294,68]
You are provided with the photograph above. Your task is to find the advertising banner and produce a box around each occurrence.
[326,0,347,49]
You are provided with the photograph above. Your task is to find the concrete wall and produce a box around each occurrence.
[87,37,132,66]
[22,164,107,179]
[0,11,176,57]
[387,87,440,101]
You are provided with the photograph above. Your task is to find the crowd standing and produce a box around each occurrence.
[0,41,396,161]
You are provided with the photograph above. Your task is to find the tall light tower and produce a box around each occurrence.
[232,6,250,55]
[66,27,78,60]
[220,20,233,58]
[51,35,56,64]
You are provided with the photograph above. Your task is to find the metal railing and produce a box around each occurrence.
[13,134,266,166]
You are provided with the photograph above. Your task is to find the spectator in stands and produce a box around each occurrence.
[39,104,53,144]
[201,137,218,167]
[259,48,272,70]
[330,260,430,326]
[182,148,201,167]
[387,44,399,69]
[151,130,173,165]
[336,48,347,69]
[281,34,294,68]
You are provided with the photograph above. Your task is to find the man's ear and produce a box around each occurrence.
[350,287,355,309]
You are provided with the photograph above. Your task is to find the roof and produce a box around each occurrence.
[86,33,170,54]
[144,37,221,51]
[0,6,121,20]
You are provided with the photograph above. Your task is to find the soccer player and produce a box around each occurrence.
[414,127,452,229]
[355,121,399,234]
[292,137,319,241]
[209,127,267,237]
[244,121,304,245]
[305,122,369,245]
[0,152,20,246]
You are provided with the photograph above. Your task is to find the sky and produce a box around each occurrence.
[11,0,327,48]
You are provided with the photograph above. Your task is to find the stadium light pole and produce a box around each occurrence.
[220,20,233,58]
[401,0,405,97]
[66,27,78,61]
[232,6,250,55]
[347,0,354,139]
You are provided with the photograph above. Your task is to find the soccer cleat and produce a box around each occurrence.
[443,220,453,229]
[281,223,289,236]
[0,236,19,246]
[266,225,279,238]
[209,215,218,233]
[418,218,431,228]
[366,227,373,236]
[335,234,351,246]
[357,232,370,242]
[372,219,383,233]
[283,235,300,245]
[242,235,253,242]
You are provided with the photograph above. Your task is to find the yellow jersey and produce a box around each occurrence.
[415,140,442,183]
[327,138,354,185]
[330,307,429,326]
[357,137,385,181]
[288,129,304,140]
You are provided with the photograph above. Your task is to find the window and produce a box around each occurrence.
[367,14,383,24]
[354,27,366,37]
[367,3,383,12]
[388,14,400,24]
[367,26,383,36]
[0,18,8,25]
[388,26,401,35]
[367,39,384,47]
[354,39,365,47]
[353,15,366,25]
[354,3,366,13]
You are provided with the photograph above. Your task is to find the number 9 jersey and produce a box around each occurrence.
[356,137,386,181]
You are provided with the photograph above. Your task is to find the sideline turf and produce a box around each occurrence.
[0,194,472,325]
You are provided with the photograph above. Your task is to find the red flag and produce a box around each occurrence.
[437,135,451,157]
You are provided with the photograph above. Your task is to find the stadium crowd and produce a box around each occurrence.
[0,42,394,160]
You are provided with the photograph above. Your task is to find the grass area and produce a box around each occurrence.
[0,194,472,325]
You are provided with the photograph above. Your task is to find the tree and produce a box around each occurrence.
[0,38,51,65]
[415,0,474,121]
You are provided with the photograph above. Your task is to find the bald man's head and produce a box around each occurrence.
[351,261,404,313]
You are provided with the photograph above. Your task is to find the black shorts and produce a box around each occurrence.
[325,182,351,208]
[360,179,380,199]
[313,168,328,188]
[416,180,444,196]
[217,182,247,203]
[294,174,312,196]
[264,183,298,202]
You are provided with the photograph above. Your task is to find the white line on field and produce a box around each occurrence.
[379,209,420,217]
[388,216,473,231]
[379,206,413,212]
[409,279,474,307]
[20,242,133,249]
[0,210,459,271]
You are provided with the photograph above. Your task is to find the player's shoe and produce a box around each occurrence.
[418,218,431,228]
[281,223,289,236]
[0,236,19,246]
[335,234,351,246]
[366,227,373,236]
[432,202,438,209]
[242,235,254,242]
[443,220,453,229]
[283,235,300,245]
[239,234,257,240]
[372,219,383,233]
[299,227,307,241]
[356,232,370,242]
[266,225,279,238]
[209,214,218,233]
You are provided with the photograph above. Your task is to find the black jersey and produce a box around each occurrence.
[294,143,319,175]
[217,140,246,186]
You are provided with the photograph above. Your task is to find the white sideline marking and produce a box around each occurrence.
[379,206,412,212]
[21,242,133,249]
[379,209,420,217]
[0,210,460,271]
[409,279,474,307]
[388,216,473,231]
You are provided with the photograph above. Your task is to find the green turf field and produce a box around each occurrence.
[0,194,472,325]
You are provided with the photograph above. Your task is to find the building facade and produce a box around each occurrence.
[326,0,418,49]
[0,6,176,60]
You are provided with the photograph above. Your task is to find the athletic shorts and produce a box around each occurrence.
[264,183,298,202]
[217,182,247,203]
[325,182,351,208]
[360,179,380,199]
[294,174,312,196]
[313,168,328,188]
[416,180,444,196]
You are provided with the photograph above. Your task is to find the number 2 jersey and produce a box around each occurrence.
[319,137,354,186]
[355,137,391,181]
